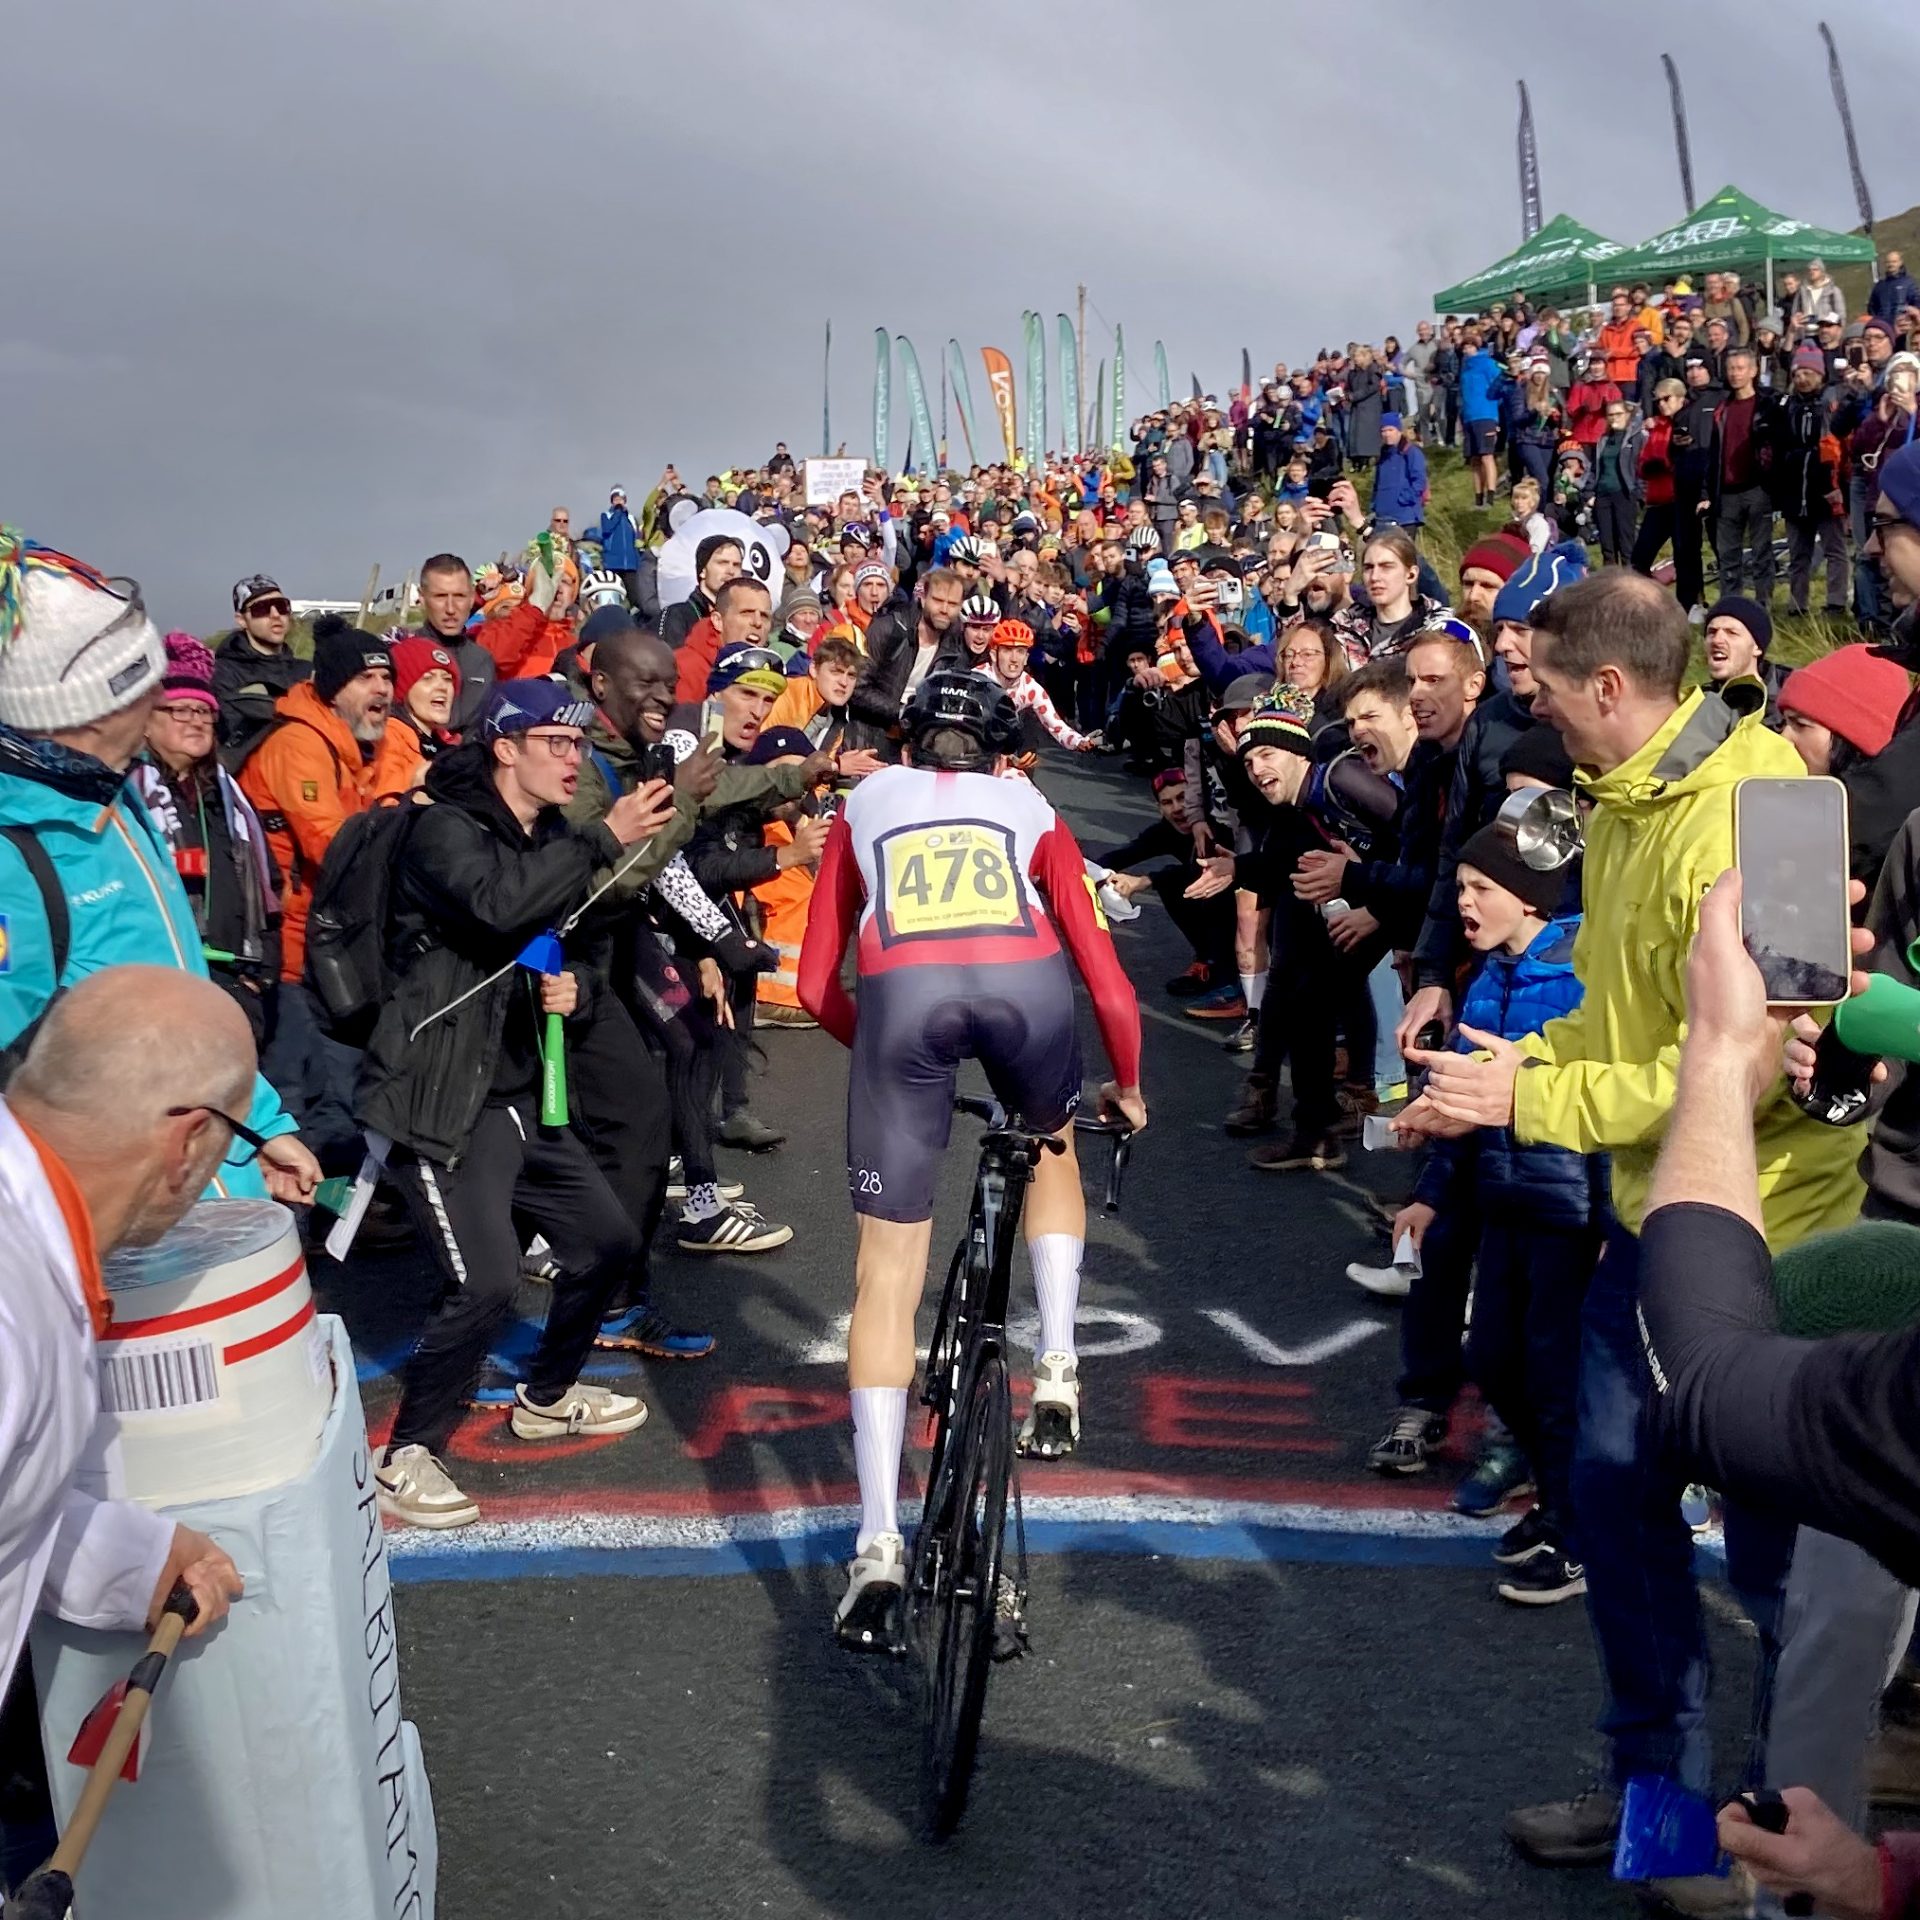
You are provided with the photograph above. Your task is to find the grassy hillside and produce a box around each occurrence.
[1394,445,1846,676]
[1833,201,1920,319]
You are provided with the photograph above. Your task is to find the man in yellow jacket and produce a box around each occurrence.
[1401,570,1861,1892]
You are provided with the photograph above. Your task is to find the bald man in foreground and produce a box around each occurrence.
[1,968,248,1706]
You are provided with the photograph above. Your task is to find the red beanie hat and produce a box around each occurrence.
[389,634,462,706]
[1459,534,1526,585]
[1779,646,1913,758]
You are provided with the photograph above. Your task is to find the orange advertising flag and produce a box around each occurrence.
[980,347,1018,462]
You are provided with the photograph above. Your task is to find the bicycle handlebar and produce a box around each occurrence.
[1072,1114,1134,1212]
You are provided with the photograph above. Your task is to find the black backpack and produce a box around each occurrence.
[302,794,425,1047]
[0,826,71,1087]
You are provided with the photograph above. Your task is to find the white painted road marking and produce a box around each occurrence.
[1198,1310,1387,1367]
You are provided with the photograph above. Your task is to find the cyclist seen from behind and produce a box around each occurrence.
[798,672,1147,1649]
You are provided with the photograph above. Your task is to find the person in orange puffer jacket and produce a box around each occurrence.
[236,618,421,985]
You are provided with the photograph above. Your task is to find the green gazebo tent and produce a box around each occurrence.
[1432,213,1625,315]
[1604,185,1875,304]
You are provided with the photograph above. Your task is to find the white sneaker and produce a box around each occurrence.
[664,1157,743,1202]
[1687,604,1706,628]
[1347,1259,1416,1300]
[1017,1350,1081,1458]
[375,1443,480,1529]
[510,1381,648,1440]
[834,1530,907,1652]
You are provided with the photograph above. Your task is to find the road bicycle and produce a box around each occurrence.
[908,1092,1131,1838]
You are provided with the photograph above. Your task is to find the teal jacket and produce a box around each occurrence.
[0,768,294,1198]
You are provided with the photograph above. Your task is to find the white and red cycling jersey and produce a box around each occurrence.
[975,664,1089,752]
[798,763,1141,1087]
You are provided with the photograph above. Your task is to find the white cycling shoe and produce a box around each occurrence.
[834,1530,907,1654]
[1017,1350,1081,1459]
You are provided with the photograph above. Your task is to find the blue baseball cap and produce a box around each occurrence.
[482,678,596,739]
[708,643,788,696]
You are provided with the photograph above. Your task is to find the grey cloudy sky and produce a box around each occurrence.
[6,0,1917,627]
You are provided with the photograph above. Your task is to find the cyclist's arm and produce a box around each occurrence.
[796,811,862,1046]
[1030,817,1142,1089]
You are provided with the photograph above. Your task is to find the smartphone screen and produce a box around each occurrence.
[1734,776,1851,1005]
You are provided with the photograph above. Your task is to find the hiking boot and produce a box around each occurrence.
[1368,1406,1447,1475]
[1221,1014,1259,1055]
[1345,1259,1414,1301]
[1184,981,1247,1021]
[1493,1505,1554,1567]
[1503,1785,1622,1867]
[677,1201,793,1254]
[756,1002,817,1029]
[510,1380,649,1441]
[1016,1351,1080,1459]
[594,1305,715,1360]
[1496,1544,1586,1607]
[834,1531,907,1654]
[717,1112,786,1152]
[1165,961,1214,999]
[1452,1439,1534,1517]
[1223,1073,1277,1136]
[1639,1867,1755,1916]
[1867,1715,1920,1811]
[375,1444,480,1529]
[1249,1131,1346,1172]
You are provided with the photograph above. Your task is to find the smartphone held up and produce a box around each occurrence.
[1733,776,1851,1007]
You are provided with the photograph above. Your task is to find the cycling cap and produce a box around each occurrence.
[901,671,1023,763]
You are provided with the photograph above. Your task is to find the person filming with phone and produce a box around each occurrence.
[1634,870,1920,1920]
[1393,569,1862,1895]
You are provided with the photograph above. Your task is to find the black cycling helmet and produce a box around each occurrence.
[901,670,1023,768]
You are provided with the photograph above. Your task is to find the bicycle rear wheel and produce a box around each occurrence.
[919,1351,1011,1838]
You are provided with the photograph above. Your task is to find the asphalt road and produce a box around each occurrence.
[316,746,1764,1920]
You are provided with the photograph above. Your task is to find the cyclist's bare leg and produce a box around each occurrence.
[847,1215,932,1553]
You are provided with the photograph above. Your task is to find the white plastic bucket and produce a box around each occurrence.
[97,1198,330,1505]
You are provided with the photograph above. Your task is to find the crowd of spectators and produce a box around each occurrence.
[7,255,1920,1914]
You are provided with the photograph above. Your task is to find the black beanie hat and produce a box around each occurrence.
[694,534,744,584]
[1457,820,1566,916]
[1498,724,1576,790]
[310,614,392,704]
[1706,594,1773,657]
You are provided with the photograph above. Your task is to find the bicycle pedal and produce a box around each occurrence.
[1016,1402,1079,1460]
[835,1584,908,1659]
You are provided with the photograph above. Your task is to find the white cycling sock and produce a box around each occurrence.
[1028,1234,1083,1361]
[851,1386,907,1553]
[1240,971,1267,1012]
[683,1182,724,1222]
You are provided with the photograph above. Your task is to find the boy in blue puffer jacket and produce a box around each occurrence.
[1406,816,1608,1607]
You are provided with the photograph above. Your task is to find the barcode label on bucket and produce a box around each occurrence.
[100,1339,222,1416]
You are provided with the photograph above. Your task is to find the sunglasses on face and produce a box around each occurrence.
[247,598,293,619]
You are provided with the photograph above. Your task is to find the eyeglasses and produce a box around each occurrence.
[154,702,215,723]
[520,731,585,759]
[167,1104,275,1168]
[245,597,293,620]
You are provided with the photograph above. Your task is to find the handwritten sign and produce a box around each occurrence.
[804,457,867,507]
